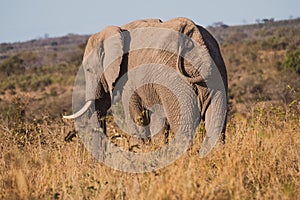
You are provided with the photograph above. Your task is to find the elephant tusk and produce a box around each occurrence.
[63,100,93,119]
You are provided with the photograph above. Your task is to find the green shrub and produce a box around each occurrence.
[0,55,25,76]
[283,51,300,74]
[260,37,288,50]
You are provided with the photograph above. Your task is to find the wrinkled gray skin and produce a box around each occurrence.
[119,65,199,141]
[64,17,228,156]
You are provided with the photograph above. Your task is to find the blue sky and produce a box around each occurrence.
[0,0,299,43]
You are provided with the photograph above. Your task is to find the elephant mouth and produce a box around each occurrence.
[63,100,93,119]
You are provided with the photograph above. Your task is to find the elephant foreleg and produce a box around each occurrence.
[96,111,107,135]
[129,93,148,126]
[99,117,107,135]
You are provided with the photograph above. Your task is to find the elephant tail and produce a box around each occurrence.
[176,41,205,84]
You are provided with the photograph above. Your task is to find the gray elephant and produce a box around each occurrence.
[64,17,228,157]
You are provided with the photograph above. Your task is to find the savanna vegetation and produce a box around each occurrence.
[0,18,299,199]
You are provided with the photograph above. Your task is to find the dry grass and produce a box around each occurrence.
[0,102,299,200]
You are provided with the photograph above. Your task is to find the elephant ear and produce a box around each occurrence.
[101,26,124,94]
[83,26,124,95]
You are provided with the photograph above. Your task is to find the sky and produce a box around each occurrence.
[0,0,299,43]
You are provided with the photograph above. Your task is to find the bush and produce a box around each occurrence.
[0,55,25,76]
[283,51,300,74]
[260,37,288,50]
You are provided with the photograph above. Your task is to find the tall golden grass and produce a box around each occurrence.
[0,101,299,199]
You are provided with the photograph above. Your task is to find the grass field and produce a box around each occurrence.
[0,97,299,199]
[0,18,300,199]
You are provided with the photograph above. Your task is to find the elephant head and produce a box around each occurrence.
[63,26,124,120]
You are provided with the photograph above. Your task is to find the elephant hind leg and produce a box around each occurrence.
[220,115,227,144]
[163,123,171,144]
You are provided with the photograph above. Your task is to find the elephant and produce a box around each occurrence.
[63,17,228,157]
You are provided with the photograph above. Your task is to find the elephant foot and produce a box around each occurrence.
[128,136,145,152]
[198,136,225,158]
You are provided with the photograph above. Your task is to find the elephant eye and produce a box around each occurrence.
[86,67,93,73]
